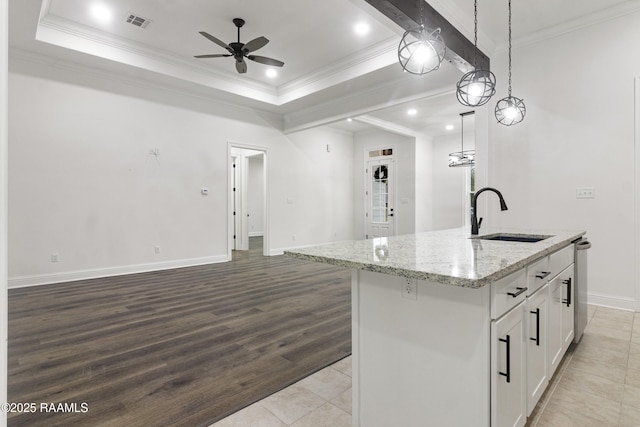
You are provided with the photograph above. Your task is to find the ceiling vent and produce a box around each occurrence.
[125,14,151,29]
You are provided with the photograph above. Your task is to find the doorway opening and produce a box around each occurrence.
[228,144,268,260]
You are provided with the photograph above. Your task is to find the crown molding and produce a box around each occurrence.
[494,2,640,53]
[36,13,282,103]
[9,47,284,129]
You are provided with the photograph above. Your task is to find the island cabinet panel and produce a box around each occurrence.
[491,302,526,427]
[560,266,575,353]
[525,283,550,415]
[352,270,491,427]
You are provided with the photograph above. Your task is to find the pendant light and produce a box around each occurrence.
[495,0,526,126]
[456,0,496,107]
[398,0,446,75]
[449,111,475,167]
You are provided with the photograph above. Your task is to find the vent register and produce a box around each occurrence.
[125,14,151,29]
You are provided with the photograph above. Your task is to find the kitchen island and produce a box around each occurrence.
[286,227,585,427]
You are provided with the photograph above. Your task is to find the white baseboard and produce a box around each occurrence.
[8,255,229,288]
[588,292,637,312]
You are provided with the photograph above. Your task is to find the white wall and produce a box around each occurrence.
[8,56,355,286]
[247,155,264,236]
[353,129,416,238]
[415,133,433,232]
[431,131,475,230]
[487,10,640,310]
[271,126,354,250]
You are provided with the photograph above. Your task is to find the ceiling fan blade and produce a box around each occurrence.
[247,55,284,67]
[194,54,232,59]
[236,59,247,74]
[243,36,269,53]
[199,31,232,52]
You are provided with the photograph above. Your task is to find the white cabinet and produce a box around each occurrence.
[548,264,574,377]
[525,283,549,415]
[491,302,526,427]
[560,266,575,353]
[547,274,563,377]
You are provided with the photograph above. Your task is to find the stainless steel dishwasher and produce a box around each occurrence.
[573,237,591,343]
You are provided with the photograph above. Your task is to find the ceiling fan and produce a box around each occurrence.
[194,18,285,74]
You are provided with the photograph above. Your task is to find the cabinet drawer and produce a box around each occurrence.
[491,268,528,320]
[526,257,550,296]
[549,245,574,278]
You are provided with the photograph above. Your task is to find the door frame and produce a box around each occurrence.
[364,146,397,239]
[227,142,269,259]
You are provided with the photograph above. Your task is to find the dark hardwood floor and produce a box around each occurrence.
[7,237,352,427]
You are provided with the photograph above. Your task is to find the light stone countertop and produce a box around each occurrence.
[284,227,586,288]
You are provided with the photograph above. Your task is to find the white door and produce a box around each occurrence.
[366,159,395,239]
[492,302,526,427]
[526,283,549,415]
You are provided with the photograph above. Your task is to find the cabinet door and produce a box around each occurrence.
[491,302,526,427]
[525,283,549,416]
[548,275,563,377]
[560,266,575,353]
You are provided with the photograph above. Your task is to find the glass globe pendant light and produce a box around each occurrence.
[456,0,496,107]
[495,0,526,126]
[398,0,446,75]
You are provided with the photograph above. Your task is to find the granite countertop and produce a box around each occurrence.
[284,227,586,288]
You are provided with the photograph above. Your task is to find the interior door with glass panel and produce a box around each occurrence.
[366,158,395,239]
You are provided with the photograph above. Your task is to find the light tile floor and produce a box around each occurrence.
[211,305,640,427]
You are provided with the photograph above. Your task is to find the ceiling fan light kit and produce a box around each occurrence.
[398,0,446,75]
[495,0,526,126]
[195,18,284,74]
[456,0,496,107]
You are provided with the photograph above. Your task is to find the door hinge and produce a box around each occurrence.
[233,211,236,216]
[365,212,368,218]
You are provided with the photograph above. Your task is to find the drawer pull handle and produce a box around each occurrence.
[530,308,540,346]
[535,271,551,280]
[562,278,572,307]
[507,287,527,298]
[499,335,511,383]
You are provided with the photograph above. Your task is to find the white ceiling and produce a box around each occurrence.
[9,0,640,137]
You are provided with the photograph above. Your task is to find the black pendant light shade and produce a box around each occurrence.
[398,0,446,75]
[456,0,496,107]
[398,27,446,75]
[495,96,526,126]
[496,0,525,126]
[449,111,475,167]
[456,69,496,107]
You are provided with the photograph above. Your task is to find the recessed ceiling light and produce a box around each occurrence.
[446,124,454,131]
[354,22,370,36]
[91,3,113,23]
[347,118,353,122]
[407,108,417,116]
[265,69,278,78]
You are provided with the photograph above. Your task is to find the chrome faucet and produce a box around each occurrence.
[471,187,508,235]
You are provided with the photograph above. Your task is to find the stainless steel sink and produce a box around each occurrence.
[473,233,553,243]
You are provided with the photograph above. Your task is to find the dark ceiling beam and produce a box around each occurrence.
[365,0,490,73]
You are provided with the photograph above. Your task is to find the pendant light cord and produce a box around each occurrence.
[473,0,478,69]
[507,0,512,97]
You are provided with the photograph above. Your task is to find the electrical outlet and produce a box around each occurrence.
[576,187,595,199]
[51,253,60,263]
[401,277,417,300]
[154,245,161,254]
